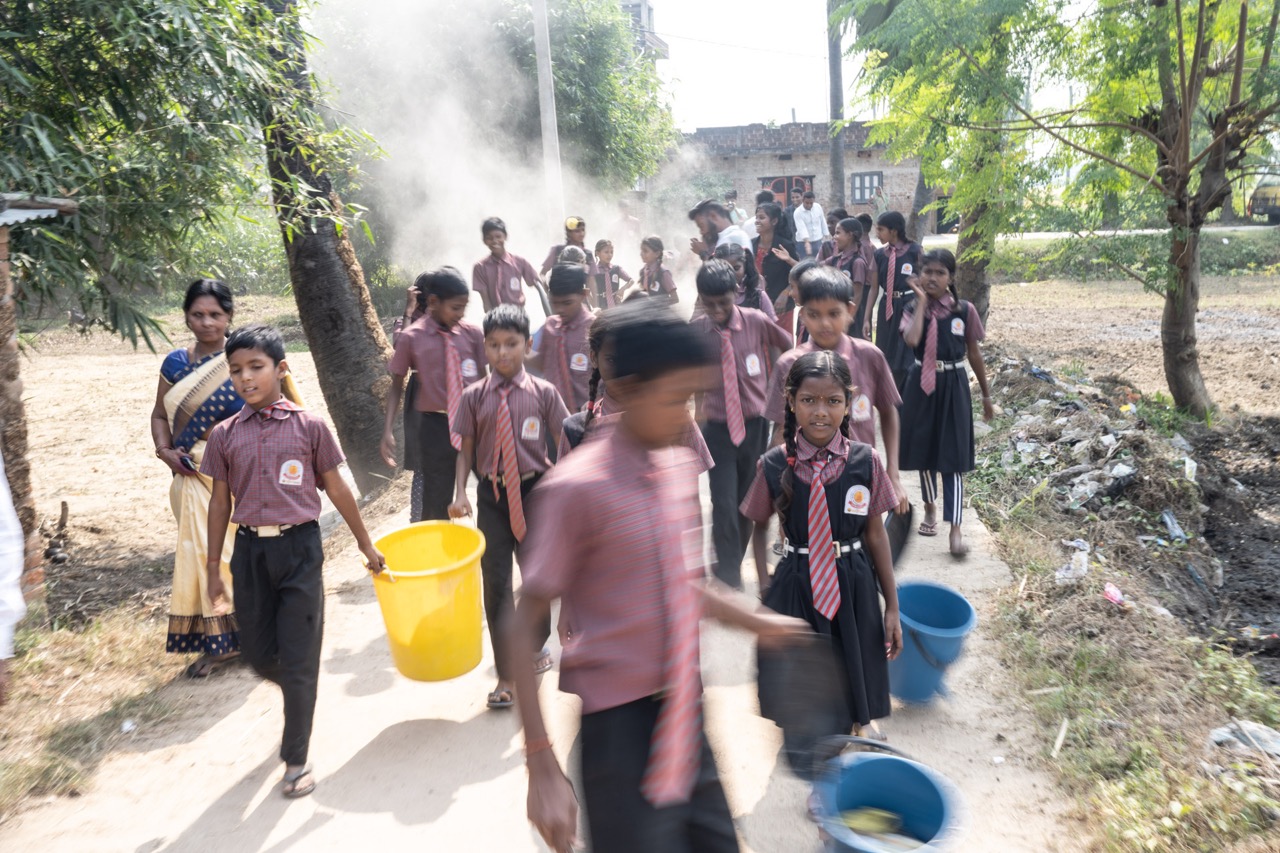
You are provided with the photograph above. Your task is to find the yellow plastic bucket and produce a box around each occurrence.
[371,521,486,681]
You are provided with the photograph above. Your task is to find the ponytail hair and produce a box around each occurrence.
[773,350,856,520]
[583,309,615,430]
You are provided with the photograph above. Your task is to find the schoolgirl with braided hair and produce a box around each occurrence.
[741,350,902,742]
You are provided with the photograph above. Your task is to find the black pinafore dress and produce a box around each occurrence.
[874,242,923,387]
[757,443,891,729]
[899,300,976,474]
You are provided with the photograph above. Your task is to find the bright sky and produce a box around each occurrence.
[651,0,869,131]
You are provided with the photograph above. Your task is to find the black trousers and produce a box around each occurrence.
[477,474,550,680]
[417,413,457,522]
[701,417,770,589]
[581,697,739,853]
[230,522,324,767]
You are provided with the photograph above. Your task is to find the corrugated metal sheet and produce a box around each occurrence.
[0,207,61,227]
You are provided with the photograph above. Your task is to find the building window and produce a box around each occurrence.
[850,172,883,204]
[759,175,814,201]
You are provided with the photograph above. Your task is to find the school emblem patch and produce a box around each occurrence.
[509,275,522,292]
[951,317,965,337]
[844,485,870,515]
[744,353,762,377]
[900,262,914,277]
[521,417,541,441]
[461,358,479,378]
[279,459,304,487]
[851,393,872,421]
[570,352,589,372]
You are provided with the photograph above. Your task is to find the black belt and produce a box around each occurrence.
[237,520,318,539]
[915,358,966,372]
[481,471,539,489]
[782,538,862,557]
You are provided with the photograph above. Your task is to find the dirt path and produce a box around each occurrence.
[5,348,1075,851]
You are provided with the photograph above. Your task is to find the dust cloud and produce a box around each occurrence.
[308,0,704,321]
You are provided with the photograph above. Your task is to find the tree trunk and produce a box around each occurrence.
[264,1,394,495]
[827,0,846,209]
[1161,222,1214,416]
[0,225,44,608]
[954,204,993,323]
[906,170,933,241]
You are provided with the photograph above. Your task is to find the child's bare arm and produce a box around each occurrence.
[902,283,928,348]
[449,436,475,518]
[701,579,810,646]
[510,592,580,852]
[205,479,233,607]
[381,373,406,467]
[863,514,902,659]
[967,337,995,422]
[320,467,387,572]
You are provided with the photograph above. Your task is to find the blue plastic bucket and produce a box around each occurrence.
[813,737,957,852]
[888,581,976,704]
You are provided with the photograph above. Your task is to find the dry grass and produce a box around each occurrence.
[0,605,179,819]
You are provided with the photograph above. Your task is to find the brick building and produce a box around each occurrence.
[677,122,931,230]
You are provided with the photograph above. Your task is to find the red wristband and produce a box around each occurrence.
[524,736,552,759]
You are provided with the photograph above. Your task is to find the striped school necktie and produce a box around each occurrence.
[493,386,526,541]
[641,466,702,807]
[808,457,841,619]
[921,310,939,396]
[719,329,746,446]
[883,245,898,320]
[438,326,463,451]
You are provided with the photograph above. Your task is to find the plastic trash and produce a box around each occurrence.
[1104,583,1134,611]
[121,720,137,734]
[1055,551,1090,584]
[1183,457,1198,482]
[1161,510,1189,544]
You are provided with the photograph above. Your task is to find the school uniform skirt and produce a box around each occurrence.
[402,374,425,471]
[899,366,976,474]
[761,550,890,729]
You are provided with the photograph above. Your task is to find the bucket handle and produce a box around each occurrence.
[909,626,961,672]
[812,735,915,778]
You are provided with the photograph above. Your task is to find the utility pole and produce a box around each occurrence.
[827,0,846,208]
[532,0,565,237]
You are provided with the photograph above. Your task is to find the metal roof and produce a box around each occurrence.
[0,207,61,227]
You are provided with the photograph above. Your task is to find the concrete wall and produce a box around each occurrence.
[674,122,930,230]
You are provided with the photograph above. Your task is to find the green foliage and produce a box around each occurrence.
[987,228,1280,284]
[0,0,375,349]
[498,0,678,192]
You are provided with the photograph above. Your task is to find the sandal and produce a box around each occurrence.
[854,722,888,742]
[487,688,514,709]
[282,766,316,799]
[917,521,938,537]
[185,652,240,679]
[533,647,553,675]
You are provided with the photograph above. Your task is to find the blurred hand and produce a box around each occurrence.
[527,757,580,853]
[207,571,230,616]
[380,433,397,468]
[756,613,812,649]
[448,497,473,520]
[403,286,420,317]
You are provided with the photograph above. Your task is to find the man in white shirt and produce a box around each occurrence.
[793,190,829,260]
[0,451,26,705]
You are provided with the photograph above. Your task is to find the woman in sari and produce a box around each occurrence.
[149,279,243,677]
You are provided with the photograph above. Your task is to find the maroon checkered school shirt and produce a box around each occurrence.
[522,427,706,713]
[533,305,594,413]
[572,390,715,473]
[387,317,486,411]
[741,431,897,525]
[691,305,792,423]
[200,399,345,526]
[472,251,539,307]
[764,335,902,447]
[454,369,570,478]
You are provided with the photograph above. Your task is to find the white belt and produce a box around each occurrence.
[915,359,966,372]
[240,522,303,538]
[783,539,862,557]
